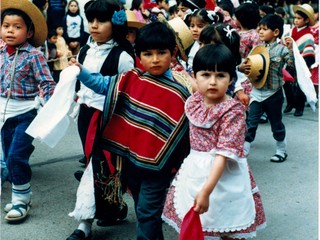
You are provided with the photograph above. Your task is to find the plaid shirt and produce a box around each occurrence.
[261,41,294,90]
[0,42,55,102]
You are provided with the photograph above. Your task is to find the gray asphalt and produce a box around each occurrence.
[1,105,318,240]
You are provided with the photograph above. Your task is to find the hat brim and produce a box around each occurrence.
[1,0,47,47]
[293,4,315,26]
[247,46,270,89]
[158,15,193,62]
[127,21,146,29]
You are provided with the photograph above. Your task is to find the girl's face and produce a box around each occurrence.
[1,15,33,47]
[139,49,173,76]
[195,70,232,106]
[190,17,209,41]
[88,19,112,45]
[69,1,79,14]
[177,4,189,19]
[126,27,138,45]
[294,13,309,28]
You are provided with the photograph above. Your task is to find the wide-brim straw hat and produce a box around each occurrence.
[126,10,146,29]
[158,15,194,62]
[1,0,48,47]
[245,46,270,89]
[293,4,315,26]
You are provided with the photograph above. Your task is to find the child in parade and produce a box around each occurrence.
[187,8,223,73]
[176,0,206,20]
[240,14,295,162]
[67,0,135,239]
[68,21,190,240]
[162,43,266,239]
[62,0,86,56]
[0,0,55,222]
[283,3,316,116]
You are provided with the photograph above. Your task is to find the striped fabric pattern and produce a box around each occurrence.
[101,69,190,171]
[290,27,315,59]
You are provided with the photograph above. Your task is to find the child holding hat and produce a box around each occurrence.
[282,3,316,117]
[0,0,55,222]
[239,14,294,163]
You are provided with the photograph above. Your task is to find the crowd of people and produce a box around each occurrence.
[0,0,318,239]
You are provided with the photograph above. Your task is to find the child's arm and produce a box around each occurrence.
[282,36,295,70]
[69,58,114,94]
[194,154,227,214]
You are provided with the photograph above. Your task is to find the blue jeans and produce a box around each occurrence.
[246,89,286,143]
[1,109,36,185]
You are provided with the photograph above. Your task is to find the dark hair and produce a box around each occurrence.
[179,0,206,10]
[217,0,234,16]
[235,2,261,29]
[47,29,57,39]
[189,8,224,25]
[130,0,143,10]
[169,5,178,15]
[135,22,176,58]
[32,0,47,10]
[1,9,35,42]
[274,6,286,17]
[259,14,284,38]
[295,10,310,22]
[259,5,275,15]
[85,0,134,59]
[199,25,222,44]
[215,23,241,65]
[193,43,236,80]
[67,0,80,15]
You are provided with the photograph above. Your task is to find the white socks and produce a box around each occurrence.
[244,141,251,156]
[78,219,93,237]
[12,183,32,205]
[275,138,287,157]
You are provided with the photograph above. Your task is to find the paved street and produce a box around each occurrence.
[1,106,318,240]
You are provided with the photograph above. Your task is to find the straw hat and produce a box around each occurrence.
[293,4,315,26]
[158,15,194,62]
[126,10,146,29]
[1,0,48,47]
[245,46,270,89]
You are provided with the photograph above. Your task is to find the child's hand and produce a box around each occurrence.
[236,90,250,106]
[68,57,82,70]
[239,60,251,75]
[283,36,293,50]
[193,190,210,214]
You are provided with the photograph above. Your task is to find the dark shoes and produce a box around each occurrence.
[283,105,293,113]
[74,170,84,182]
[270,153,288,163]
[259,114,268,124]
[96,203,128,227]
[294,110,303,117]
[79,156,87,165]
[66,230,90,240]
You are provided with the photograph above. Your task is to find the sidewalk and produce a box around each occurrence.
[1,106,318,240]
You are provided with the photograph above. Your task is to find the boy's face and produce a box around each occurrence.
[294,13,309,28]
[48,35,58,44]
[177,4,189,19]
[139,49,172,76]
[258,24,279,44]
[1,15,33,47]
